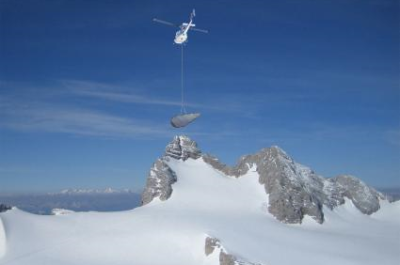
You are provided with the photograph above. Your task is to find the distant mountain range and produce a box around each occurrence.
[49,187,138,195]
[378,187,400,201]
[0,188,142,215]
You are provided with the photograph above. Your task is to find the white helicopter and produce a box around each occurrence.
[153,9,208,45]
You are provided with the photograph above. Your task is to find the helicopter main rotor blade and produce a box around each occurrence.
[153,18,178,28]
[190,27,208,34]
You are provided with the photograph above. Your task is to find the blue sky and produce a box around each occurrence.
[0,0,399,193]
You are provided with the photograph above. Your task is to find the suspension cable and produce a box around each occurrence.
[180,44,186,114]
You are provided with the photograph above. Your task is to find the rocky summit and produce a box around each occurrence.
[142,135,385,224]
[165,135,202,160]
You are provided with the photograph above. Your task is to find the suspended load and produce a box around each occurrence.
[171,113,201,128]
[153,9,208,128]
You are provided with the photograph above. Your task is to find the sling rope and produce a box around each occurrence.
[180,44,186,114]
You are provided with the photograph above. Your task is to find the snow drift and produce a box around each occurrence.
[0,135,399,265]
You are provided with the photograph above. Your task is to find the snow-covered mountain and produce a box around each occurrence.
[0,135,399,265]
[143,136,386,224]
[51,187,135,195]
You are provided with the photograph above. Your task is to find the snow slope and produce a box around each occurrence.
[0,218,5,259]
[0,153,399,264]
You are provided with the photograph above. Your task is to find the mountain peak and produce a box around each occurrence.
[143,136,386,225]
[257,145,292,163]
[164,135,201,161]
[269,145,288,156]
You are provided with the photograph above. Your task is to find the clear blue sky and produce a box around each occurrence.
[1,0,399,193]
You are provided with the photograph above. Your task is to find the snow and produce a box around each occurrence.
[372,199,400,224]
[0,157,399,265]
[0,218,5,259]
[51,208,75,216]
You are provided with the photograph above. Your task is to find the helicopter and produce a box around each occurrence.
[153,9,207,128]
[153,9,208,45]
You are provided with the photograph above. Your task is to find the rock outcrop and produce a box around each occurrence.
[204,145,383,224]
[142,136,199,205]
[204,236,263,265]
[329,175,382,214]
[141,158,178,205]
[142,135,385,224]
[165,135,201,161]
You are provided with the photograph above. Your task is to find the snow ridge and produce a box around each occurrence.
[143,135,385,224]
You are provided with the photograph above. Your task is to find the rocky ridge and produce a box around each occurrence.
[141,135,385,224]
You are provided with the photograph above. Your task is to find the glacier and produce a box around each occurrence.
[0,135,399,265]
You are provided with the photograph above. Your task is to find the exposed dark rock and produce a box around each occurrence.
[165,135,201,161]
[332,175,383,214]
[141,135,201,205]
[0,204,11,213]
[205,236,263,265]
[204,146,326,223]
[203,143,384,224]
[250,147,325,223]
[141,158,177,205]
[219,251,237,265]
[205,236,220,256]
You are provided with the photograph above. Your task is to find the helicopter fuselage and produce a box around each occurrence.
[174,31,188,44]
[174,21,192,44]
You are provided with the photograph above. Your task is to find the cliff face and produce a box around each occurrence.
[142,136,200,205]
[141,135,385,224]
[141,158,177,205]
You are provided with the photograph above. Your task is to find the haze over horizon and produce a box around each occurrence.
[1,0,399,193]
